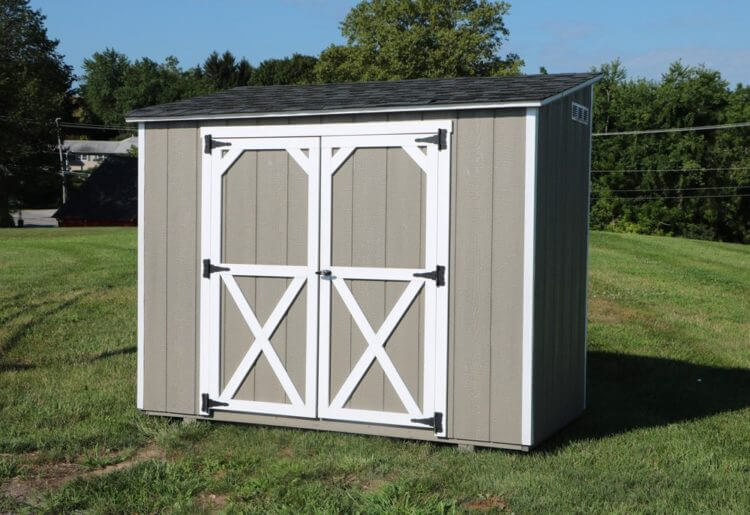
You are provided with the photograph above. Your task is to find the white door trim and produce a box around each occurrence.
[317,125,452,435]
[199,136,320,418]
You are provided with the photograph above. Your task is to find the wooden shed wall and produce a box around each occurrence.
[531,87,592,444]
[141,109,529,447]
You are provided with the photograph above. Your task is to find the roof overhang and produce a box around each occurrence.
[126,75,601,124]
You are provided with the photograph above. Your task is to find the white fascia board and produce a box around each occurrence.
[125,101,541,124]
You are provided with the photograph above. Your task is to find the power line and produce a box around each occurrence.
[592,166,750,174]
[592,193,750,201]
[58,121,135,131]
[603,185,750,193]
[592,121,750,137]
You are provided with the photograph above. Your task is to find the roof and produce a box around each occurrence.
[64,136,138,155]
[126,73,601,122]
[54,156,137,223]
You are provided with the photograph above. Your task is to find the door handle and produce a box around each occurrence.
[315,270,333,280]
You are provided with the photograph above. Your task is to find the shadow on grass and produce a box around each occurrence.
[0,293,86,359]
[89,346,136,362]
[542,351,750,450]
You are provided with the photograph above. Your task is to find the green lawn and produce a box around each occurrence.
[1,228,748,513]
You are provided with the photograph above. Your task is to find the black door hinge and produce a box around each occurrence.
[411,412,443,433]
[413,265,445,287]
[202,258,230,278]
[200,393,229,416]
[204,134,232,154]
[415,129,447,150]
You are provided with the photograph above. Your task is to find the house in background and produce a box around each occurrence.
[64,136,137,170]
[54,155,137,227]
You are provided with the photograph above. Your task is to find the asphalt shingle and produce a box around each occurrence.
[126,73,600,120]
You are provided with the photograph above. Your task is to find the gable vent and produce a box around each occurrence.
[571,102,590,125]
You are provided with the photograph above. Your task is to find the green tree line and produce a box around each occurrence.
[591,60,750,242]
[2,0,748,242]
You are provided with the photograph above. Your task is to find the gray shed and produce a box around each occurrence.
[126,72,600,451]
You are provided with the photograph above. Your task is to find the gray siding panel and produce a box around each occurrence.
[165,123,199,414]
[143,125,168,412]
[451,110,495,442]
[532,87,592,443]
[489,111,525,443]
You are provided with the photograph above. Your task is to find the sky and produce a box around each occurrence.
[31,0,750,87]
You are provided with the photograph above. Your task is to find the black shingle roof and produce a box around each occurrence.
[126,73,600,120]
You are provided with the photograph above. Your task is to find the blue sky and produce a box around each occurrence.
[31,0,749,86]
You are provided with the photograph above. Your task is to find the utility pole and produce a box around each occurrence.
[55,117,66,205]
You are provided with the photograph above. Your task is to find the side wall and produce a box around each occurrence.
[531,87,592,444]
[141,110,528,446]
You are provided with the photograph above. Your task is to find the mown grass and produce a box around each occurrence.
[0,228,748,513]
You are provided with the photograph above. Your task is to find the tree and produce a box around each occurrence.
[590,60,749,243]
[79,49,129,125]
[202,51,253,91]
[0,0,73,224]
[315,0,522,82]
[250,54,318,86]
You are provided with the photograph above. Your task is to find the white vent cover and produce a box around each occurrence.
[571,102,590,125]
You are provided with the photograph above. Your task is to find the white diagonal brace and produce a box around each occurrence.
[286,147,312,176]
[401,145,430,175]
[220,275,306,407]
[324,146,356,177]
[329,279,423,416]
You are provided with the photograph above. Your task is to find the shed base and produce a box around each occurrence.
[143,410,530,452]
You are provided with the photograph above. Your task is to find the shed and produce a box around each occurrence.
[126,72,600,451]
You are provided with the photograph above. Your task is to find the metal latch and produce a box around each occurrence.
[202,258,230,278]
[200,393,229,416]
[415,129,447,150]
[413,265,445,287]
[204,134,232,154]
[411,412,443,433]
[315,269,333,280]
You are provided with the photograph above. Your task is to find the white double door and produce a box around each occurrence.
[199,122,450,434]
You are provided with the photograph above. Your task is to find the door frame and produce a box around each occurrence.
[198,121,452,435]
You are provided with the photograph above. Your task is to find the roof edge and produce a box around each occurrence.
[126,74,602,123]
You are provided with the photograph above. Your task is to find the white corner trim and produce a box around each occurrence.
[521,108,538,446]
[136,123,145,410]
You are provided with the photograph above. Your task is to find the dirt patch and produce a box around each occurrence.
[279,446,295,459]
[198,492,229,512]
[86,443,164,477]
[463,494,510,512]
[0,443,165,506]
[1,462,85,504]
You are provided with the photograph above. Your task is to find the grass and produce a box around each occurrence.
[0,227,748,513]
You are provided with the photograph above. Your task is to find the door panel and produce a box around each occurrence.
[201,138,319,418]
[318,133,449,433]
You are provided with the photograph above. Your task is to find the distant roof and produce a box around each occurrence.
[126,73,601,121]
[54,156,137,223]
[64,136,137,155]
